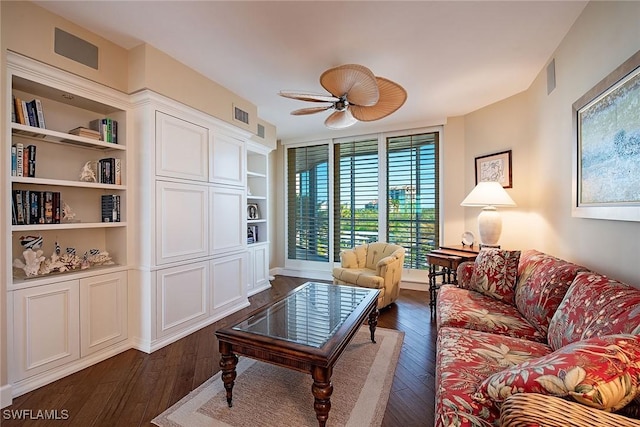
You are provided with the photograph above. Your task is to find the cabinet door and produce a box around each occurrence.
[156,111,209,181]
[252,243,270,291]
[210,252,247,315]
[156,181,209,264]
[210,132,245,186]
[156,262,209,338]
[80,272,128,357]
[210,186,245,255]
[12,280,80,381]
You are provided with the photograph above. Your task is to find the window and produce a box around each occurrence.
[287,144,329,261]
[387,133,439,269]
[285,129,440,271]
[333,138,380,261]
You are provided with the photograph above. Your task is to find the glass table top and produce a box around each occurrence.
[232,282,376,348]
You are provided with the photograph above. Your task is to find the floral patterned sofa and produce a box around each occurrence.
[434,249,640,427]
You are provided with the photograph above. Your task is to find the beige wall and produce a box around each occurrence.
[461,1,640,286]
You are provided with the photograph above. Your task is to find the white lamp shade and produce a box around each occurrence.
[461,181,516,246]
[460,181,516,207]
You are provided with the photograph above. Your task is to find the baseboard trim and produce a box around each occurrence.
[1,384,13,409]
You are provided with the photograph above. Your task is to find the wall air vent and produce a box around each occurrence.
[233,106,249,125]
[257,124,265,138]
[54,28,99,69]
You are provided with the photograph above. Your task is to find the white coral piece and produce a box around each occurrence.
[13,249,46,277]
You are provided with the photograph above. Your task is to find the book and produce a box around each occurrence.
[14,96,26,125]
[11,145,17,176]
[69,127,101,139]
[26,145,36,177]
[101,194,120,222]
[53,192,61,224]
[114,158,122,185]
[89,118,118,143]
[13,190,25,225]
[11,96,17,123]
[15,143,23,177]
[20,100,30,127]
[44,191,54,224]
[33,99,46,128]
[26,100,37,127]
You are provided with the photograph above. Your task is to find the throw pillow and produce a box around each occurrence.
[473,334,640,412]
[468,249,521,304]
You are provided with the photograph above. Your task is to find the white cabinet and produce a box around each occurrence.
[156,112,209,182]
[210,186,245,255]
[156,181,209,264]
[12,280,80,381]
[210,132,245,187]
[247,242,270,296]
[80,271,128,357]
[210,252,247,315]
[156,262,209,338]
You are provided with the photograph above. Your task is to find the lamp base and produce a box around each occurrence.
[477,206,502,246]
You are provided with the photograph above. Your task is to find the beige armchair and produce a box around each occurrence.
[332,242,405,309]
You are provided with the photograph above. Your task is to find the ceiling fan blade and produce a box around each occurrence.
[279,91,339,103]
[291,106,332,115]
[324,109,358,129]
[350,77,407,122]
[320,64,379,107]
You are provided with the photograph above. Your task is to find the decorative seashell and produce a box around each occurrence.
[20,235,43,250]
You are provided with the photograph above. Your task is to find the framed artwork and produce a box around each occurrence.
[475,150,512,188]
[247,203,260,220]
[572,49,640,222]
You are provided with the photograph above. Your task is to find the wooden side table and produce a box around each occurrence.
[427,245,480,316]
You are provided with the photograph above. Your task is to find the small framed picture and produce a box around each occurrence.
[475,150,512,188]
[247,203,260,220]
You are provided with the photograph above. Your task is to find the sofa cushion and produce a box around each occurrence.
[437,285,545,342]
[436,327,551,427]
[474,334,640,412]
[468,249,521,304]
[514,250,587,337]
[548,272,640,350]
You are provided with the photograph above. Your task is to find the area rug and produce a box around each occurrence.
[152,326,404,427]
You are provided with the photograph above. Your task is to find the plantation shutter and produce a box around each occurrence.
[386,132,439,269]
[333,138,379,262]
[287,144,330,261]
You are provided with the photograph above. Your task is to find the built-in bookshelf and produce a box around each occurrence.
[6,54,129,286]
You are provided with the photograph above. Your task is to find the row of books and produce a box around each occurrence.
[90,118,118,144]
[12,190,61,225]
[11,143,36,177]
[101,195,121,223]
[12,96,46,128]
[247,225,259,244]
[98,158,122,185]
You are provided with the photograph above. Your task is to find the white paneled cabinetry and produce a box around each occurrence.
[130,92,268,352]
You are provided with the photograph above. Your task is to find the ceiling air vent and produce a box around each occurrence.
[234,106,249,125]
[54,28,98,69]
[257,124,265,138]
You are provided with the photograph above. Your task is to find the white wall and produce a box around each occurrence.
[463,1,640,286]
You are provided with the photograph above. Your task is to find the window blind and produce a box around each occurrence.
[287,144,330,261]
[333,138,379,262]
[387,132,439,269]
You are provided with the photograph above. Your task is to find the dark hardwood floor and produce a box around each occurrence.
[3,276,437,426]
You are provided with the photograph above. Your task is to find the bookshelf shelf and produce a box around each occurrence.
[12,123,126,151]
[12,222,127,232]
[11,176,125,190]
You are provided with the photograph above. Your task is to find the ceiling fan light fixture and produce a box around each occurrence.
[279,64,406,129]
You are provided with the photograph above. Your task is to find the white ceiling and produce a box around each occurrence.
[33,1,587,142]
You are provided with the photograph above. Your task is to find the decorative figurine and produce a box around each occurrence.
[79,160,97,182]
[62,202,77,222]
[19,235,43,250]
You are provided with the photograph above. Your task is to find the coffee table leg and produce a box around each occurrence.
[311,366,333,427]
[219,341,238,407]
[368,307,379,343]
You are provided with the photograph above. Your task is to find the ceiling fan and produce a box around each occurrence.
[279,64,407,129]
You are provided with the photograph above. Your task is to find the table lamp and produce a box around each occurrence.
[460,181,516,246]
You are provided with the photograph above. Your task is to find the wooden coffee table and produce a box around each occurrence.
[215,282,380,427]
